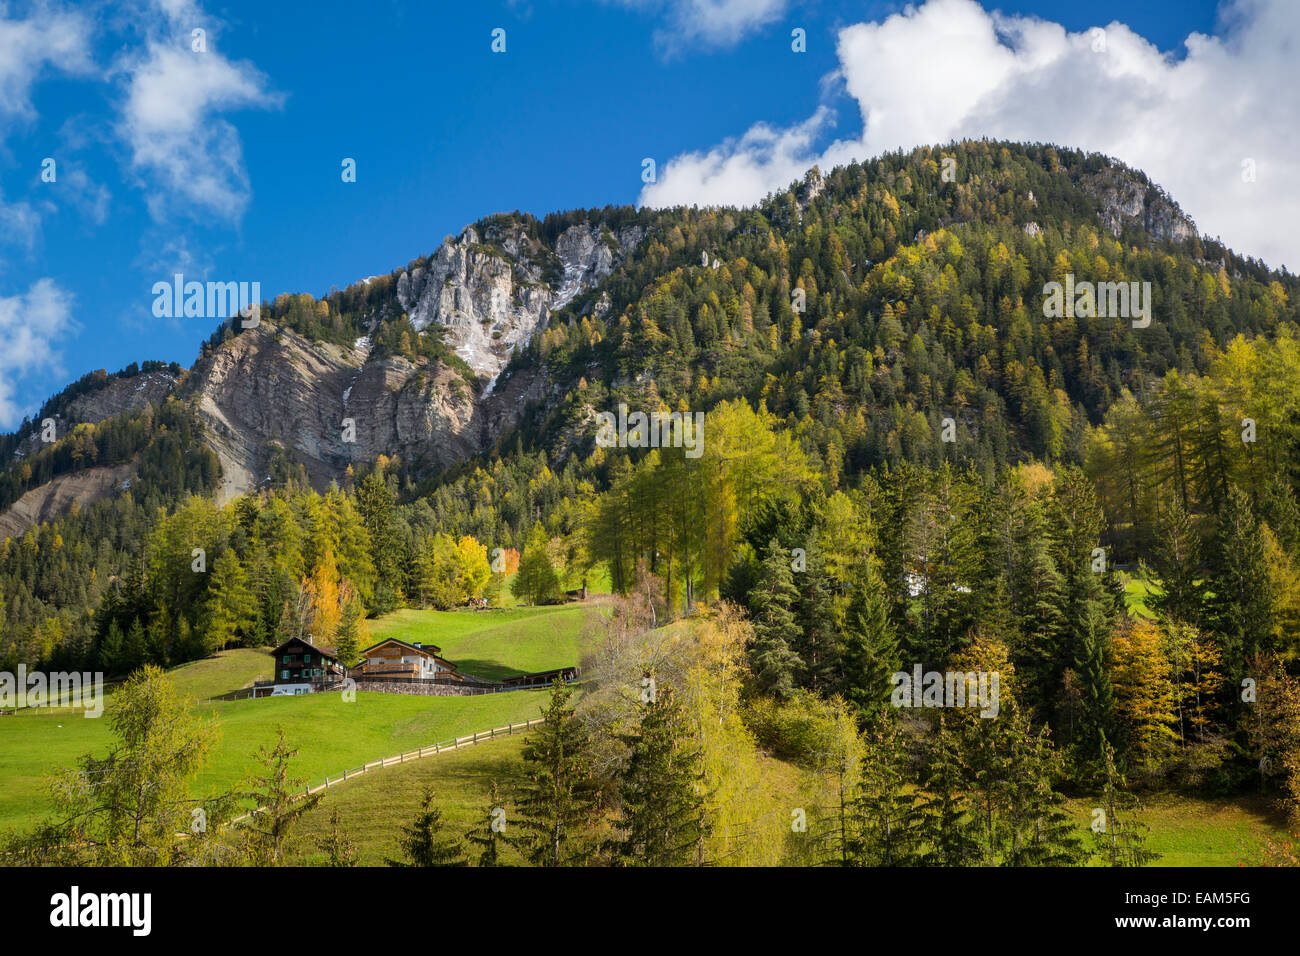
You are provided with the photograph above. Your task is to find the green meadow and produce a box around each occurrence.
[0,603,594,833]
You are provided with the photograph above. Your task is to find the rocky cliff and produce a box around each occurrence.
[187,217,638,500]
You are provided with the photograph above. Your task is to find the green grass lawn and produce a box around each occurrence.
[365,603,597,681]
[289,734,533,865]
[168,648,273,700]
[1123,572,1159,620]
[1065,793,1288,866]
[0,604,593,834]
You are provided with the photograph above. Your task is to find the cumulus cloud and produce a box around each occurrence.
[0,278,77,427]
[118,3,280,223]
[614,0,791,50]
[640,0,1300,271]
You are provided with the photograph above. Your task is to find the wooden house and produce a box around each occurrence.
[269,636,345,691]
[352,638,466,682]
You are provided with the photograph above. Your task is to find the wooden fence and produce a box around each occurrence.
[294,717,545,798]
[232,717,545,823]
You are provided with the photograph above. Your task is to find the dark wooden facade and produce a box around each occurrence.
[270,636,344,684]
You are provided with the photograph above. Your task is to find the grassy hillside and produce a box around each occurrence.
[1065,794,1286,866]
[288,730,811,866]
[0,605,590,833]
[365,603,597,681]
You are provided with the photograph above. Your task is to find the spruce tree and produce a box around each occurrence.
[1092,743,1158,866]
[1206,486,1276,681]
[244,727,324,866]
[793,537,839,692]
[840,563,900,720]
[849,711,919,865]
[610,684,709,866]
[916,715,981,866]
[464,782,505,867]
[387,788,466,867]
[1150,496,1202,626]
[512,680,601,866]
[747,538,803,699]
[316,809,358,866]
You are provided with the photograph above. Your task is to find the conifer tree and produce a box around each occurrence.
[316,809,358,866]
[203,547,256,652]
[387,788,466,867]
[464,782,506,867]
[1092,742,1158,866]
[244,727,324,866]
[1150,496,1202,626]
[848,711,919,865]
[747,538,803,699]
[610,684,709,866]
[916,715,981,866]
[1207,486,1276,681]
[839,563,899,719]
[793,537,839,691]
[512,680,601,866]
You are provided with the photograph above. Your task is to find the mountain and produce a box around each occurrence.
[0,139,1293,538]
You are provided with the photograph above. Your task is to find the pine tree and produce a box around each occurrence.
[839,563,899,720]
[464,782,506,867]
[916,715,981,866]
[610,684,709,866]
[1093,742,1158,866]
[747,538,803,699]
[512,680,601,866]
[848,711,919,865]
[243,727,324,866]
[387,788,466,867]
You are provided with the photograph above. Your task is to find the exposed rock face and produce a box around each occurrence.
[65,370,178,424]
[0,460,137,539]
[186,321,554,502]
[1084,167,1197,244]
[395,221,642,387]
[6,369,179,466]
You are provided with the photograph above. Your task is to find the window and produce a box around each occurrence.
[304,653,311,663]
[281,669,289,680]
[282,655,290,663]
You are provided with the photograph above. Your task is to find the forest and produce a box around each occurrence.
[3,141,1300,865]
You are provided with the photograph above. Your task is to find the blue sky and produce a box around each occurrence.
[0,0,1281,429]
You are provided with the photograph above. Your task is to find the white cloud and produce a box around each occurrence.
[118,4,280,223]
[0,278,77,427]
[614,0,791,50]
[0,4,93,122]
[640,0,1300,271]
[0,4,95,250]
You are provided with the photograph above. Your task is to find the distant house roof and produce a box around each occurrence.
[270,635,339,661]
[501,666,579,686]
[358,638,456,671]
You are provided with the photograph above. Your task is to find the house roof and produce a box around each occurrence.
[358,637,457,671]
[359,637,443,657]
[501,666,579,686]
[270,635,339,660]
